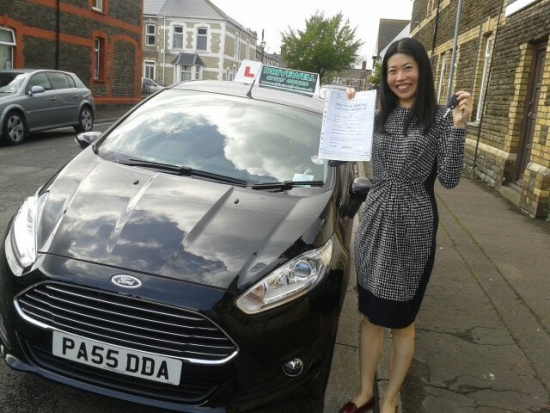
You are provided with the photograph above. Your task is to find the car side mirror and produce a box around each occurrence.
[27,85,46,96]
[340,177,373,218]
[75,131,102,149]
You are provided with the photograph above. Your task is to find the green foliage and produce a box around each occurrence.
[370,61,381,87]
[280,11,362,84]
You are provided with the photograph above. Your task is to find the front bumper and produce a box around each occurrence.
[0,248,347,412]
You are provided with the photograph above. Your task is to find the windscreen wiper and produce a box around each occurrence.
[121,158,248,186]
[251,180,324,191]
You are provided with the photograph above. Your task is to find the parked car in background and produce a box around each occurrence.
[141,77,165,94]
[0,69,95,145]
[0,78,371,412]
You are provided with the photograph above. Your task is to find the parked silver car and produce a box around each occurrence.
[0,69,95,145]
[141,77,165,94]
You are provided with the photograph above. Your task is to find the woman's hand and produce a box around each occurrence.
[452,91,473,128]
[346,87,356,100]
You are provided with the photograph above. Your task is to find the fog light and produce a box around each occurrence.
[282,358,304,377]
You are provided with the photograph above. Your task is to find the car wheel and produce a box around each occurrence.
[1,111,26,145]
[74,106,94,133]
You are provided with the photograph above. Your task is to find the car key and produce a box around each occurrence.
[444,94,459,117]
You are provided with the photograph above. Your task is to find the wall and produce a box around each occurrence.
[412,0,550,218]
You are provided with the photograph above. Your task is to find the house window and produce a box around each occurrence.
[144,61,155,79]
[0,27,16,70]
[235,32,240,60]
[172,25,184,49]
[145,24,156,47]
[94,37,105,81]
[506,0,538,16]
[181,65,192,81]
[475,35,494,122]
[197,27,208,51]
[246,38,250,60]
[92,0,103,12]
[427,0,435,14]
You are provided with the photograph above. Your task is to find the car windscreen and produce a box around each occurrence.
[97,89,328,186]
[0,73,26,94]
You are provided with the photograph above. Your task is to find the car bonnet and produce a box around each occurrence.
[35,150,333,291]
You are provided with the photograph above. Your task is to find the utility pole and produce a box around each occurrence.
[447,0,463,101]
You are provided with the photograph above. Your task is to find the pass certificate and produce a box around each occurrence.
[318,89,377,161]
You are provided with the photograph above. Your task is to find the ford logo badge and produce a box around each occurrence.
[111,275,142,289]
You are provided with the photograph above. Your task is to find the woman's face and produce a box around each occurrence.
[386,53,419,107]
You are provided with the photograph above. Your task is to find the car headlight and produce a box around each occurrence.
[5,194,39,276]
[236,238,333,314]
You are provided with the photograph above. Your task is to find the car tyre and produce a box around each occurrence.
[1,110,26,145]
[74,106,94,133]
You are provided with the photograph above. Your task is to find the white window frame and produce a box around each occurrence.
[0,27,16,70]
[144,61,156,80]
[437,52,447,102]
[196,26,208,51]
[93,38,102,80]
[171,24,185,50]
[234,32,240,60]
[476,35,494,122]
[506,0,538,16]
[92,0,103,12]
[145,24,156,47]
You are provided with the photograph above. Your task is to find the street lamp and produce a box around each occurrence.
[260,40,266,64]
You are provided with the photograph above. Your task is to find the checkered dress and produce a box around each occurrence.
[354,106,465,328]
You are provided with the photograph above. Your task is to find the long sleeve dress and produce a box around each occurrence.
[354,106,466,329]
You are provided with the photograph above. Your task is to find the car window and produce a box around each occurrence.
[49,72,72,89]
[98,90,327,186]
[0,73,25,93]
[28,72,52,91]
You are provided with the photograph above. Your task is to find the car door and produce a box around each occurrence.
[47,72,79,125]
[22,72,57,131]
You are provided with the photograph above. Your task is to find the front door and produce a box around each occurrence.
[516,43,546,182]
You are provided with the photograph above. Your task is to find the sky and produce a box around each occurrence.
[209,0,414,69]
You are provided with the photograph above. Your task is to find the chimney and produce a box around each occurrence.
[362,60,367,70]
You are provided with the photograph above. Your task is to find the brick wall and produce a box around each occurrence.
[1,0,142,105]
[412,0,550,218]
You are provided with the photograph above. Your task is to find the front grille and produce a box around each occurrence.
[16,282,238,364]
[25,339,217,403]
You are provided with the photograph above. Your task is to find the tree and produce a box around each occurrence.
[280,11,362,84]
[370,61,382,87]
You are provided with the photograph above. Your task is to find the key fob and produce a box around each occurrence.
[447,94,459,109]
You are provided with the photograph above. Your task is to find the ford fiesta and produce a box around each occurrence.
[0,79,369,412]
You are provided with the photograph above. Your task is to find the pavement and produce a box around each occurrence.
[326,164,550,413]
[94,107,550,413]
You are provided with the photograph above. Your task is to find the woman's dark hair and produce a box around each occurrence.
[375,38,437,135]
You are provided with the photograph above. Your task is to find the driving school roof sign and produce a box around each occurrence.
[258,66,319,95]
[234,60,320,96]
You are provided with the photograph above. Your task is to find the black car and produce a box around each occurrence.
[0,80,370,412]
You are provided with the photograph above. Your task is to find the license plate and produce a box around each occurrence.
[52,331,182,385]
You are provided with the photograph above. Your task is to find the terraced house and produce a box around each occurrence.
[143,0,257,87]
[0,0,142,106]
[412,0,550,218]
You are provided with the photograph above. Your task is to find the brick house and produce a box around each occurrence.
[0,0,143,106]
[143,0,257,86]
[411,0,550,218]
